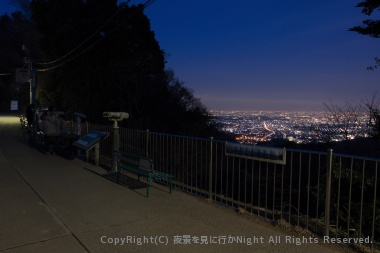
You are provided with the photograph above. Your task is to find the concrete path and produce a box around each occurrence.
[0,115,353,253]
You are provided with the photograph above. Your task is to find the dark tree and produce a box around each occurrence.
[362,92,380,139]
[30,0,165,121]
[0,1,225,138]
[27,0,222,137]
[349,1,380,139]
[0,11,34,111]
[9,0,32,19]
[349,1,380,69]
[349,0,380,38]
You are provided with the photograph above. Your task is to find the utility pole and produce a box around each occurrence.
[22,44,36,104]
[30,62,36,105]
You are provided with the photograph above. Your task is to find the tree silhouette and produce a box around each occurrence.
[349,0,380,38]
[0,11,35,111]
[27,0,221,137]
[362,92,380,139]
[349,1,380,70]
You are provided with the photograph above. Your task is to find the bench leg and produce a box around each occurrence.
[146,177,152,197]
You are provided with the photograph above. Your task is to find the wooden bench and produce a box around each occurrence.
[114,151,174,197]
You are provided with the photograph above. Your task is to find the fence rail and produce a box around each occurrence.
[74,123,380,246]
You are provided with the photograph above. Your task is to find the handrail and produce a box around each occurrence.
[70,121,380,246]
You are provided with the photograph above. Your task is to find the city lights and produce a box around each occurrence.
[212,111,369,144]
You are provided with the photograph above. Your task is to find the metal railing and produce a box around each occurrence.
[74,123,379,246]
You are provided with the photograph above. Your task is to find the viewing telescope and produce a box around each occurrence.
[103,112,129,121]
[73,112,87,136]
[103,112,129,171]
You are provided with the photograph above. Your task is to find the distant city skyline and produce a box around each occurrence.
[1,1,379,111]
[212,110,369,144]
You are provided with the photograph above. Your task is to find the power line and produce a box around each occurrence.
[34,0,131,66]
[36,0,156,72]
[144,0,156,8]
[0,64,28,77]
[1,0,157,76]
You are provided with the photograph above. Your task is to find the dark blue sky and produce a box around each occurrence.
[2,0,379,111]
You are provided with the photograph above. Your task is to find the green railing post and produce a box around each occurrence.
[209,137,213,200]
[146,129,150,158]
[324,148,333,237]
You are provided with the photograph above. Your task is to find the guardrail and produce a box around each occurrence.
[73,123,379,246]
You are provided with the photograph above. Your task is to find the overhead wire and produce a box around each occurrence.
[35,0,156,72]
[144,0,156,8]
[0,0,156,76]
[0,63,28,77]
[0,1,131,76]
[33,0,131,66]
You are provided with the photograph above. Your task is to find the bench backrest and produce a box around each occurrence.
[115,151,153,172]
[138,158,152,172]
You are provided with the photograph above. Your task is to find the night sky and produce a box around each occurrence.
[1,0,379,111]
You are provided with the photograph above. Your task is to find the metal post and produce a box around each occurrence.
[111,120,120,172]
[24,45,35,105]
[146,129,150,158]
[74,112,86,136]
[30,68,36,105]
[94,143,100,166]
[208,137,213,200]
[86,144,100,166]
[324,149,333,237]
[76,116,82,136]
[29,78,32,105]
[86,150,89,163]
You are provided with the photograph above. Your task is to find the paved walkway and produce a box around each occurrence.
[0,115,352,253]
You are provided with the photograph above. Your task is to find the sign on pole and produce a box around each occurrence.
[225,142,286,164]
[15,68,31,83]
[73,131,109,151]
[10,101,18,111]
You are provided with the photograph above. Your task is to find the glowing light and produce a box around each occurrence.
[0,116,21,125]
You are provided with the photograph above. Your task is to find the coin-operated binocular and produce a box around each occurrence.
[103,112,129,128]
[103,112,129,172]
[73,112,87,136]
[103,112,129,121]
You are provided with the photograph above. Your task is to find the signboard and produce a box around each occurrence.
[10,101,18,111]
[225,142,286,165]
[73,130,109,151]
[15,68,31,83]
